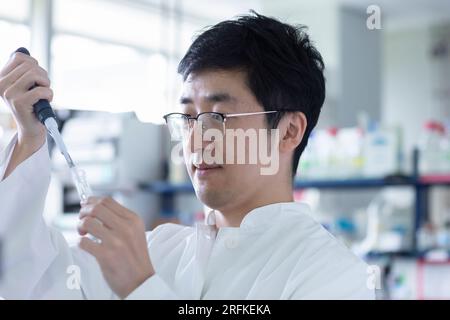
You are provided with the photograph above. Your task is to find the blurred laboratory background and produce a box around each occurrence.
[1,0,450,299]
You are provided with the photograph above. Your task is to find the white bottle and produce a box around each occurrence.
[363,122,399,178]
[418,121,445,175]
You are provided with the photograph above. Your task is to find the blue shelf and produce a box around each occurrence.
[293,177,415,189]
[365,250,419,259]
[140,181,194,194]
[143,149,449,255]
[141,176,450,194]
[142,174,450,253]
[366,250,450,260]
[141,176,424,194]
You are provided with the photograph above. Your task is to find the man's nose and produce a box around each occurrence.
[187,121,210,153]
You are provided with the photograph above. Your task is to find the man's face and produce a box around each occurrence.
[179,69,277,212]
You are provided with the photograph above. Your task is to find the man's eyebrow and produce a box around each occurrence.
[204,93,235,103]
[179,93,236,105]
[179,96,193,104]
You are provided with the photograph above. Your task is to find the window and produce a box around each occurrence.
[51,0,169,123]
[0,0,31,113]
[53,0,163,51]
[0,0,30,22]
[1,0,261,122]
[0,21,30,82]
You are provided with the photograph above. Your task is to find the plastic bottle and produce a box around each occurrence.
[418,120,446,175]
[325,127,353,179]
[363,122,399,178]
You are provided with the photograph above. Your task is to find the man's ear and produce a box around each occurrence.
[279,112,307,153]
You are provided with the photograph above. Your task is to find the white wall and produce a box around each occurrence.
[382,22,444,169]
[261,2,382,128]
[262,0,340,71]
[339,6,381,127]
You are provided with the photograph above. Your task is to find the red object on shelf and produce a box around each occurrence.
[420,174,450,184]
[293,190,306,202]
[327,127,339,137]
[424,120,446,135]
[417,259,450,300]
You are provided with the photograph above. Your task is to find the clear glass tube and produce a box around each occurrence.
[44,118,99,242]
[70,167,92,202]
[71,167,100,242]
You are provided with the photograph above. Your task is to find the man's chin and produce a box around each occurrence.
[195,187,229,210]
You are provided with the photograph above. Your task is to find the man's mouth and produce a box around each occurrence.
[193,163,223,177]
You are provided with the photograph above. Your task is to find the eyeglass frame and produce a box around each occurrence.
[163,110,279,126]
[163,110,287,141]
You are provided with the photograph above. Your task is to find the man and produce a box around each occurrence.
[0,12,374,299]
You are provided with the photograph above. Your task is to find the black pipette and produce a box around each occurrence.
[14,47,92,201]
[15,47,58,124]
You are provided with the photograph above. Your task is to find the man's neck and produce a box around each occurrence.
[214,185,294,228]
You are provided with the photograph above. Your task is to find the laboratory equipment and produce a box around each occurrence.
[15,47,92,202]
[418,120,448,175]
[71,167,93,203]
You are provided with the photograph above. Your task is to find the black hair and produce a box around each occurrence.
[178,11,325,177]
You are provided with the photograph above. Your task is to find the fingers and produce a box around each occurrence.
[20,66,50,90]
[5,87,53,113]
[100,197,135,220]
[4,67,50,95]
[76,195,154,297]
[0,61,43,95]
[79,197,146,246]
[79,202,122,230]
[94,197,146,241]
[78,236,102,257]
[0,52,38,78]
[84,196,134,220]
[0,52,51,144]
[77,216,112,242]
[1,56,51,109]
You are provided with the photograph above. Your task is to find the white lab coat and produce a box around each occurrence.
[0,136,375,299]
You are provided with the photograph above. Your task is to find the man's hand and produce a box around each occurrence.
[0,51,51,179]
[0,51,50,144]
[78,197,155,299]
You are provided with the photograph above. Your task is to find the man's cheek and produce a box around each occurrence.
[182,152,191,173]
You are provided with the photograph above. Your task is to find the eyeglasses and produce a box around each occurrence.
[163,111,279,141]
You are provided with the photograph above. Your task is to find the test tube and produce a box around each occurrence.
[70,167,92,202]
[71,167,101,243]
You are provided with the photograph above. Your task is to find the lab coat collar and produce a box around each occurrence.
[204,201,311,233]
[194,201,311,297]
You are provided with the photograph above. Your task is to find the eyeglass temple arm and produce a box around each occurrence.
[225,111,278,118]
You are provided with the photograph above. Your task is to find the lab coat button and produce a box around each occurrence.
[225,237,239,249]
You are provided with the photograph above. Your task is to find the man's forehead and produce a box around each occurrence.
[180,69,248,100]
